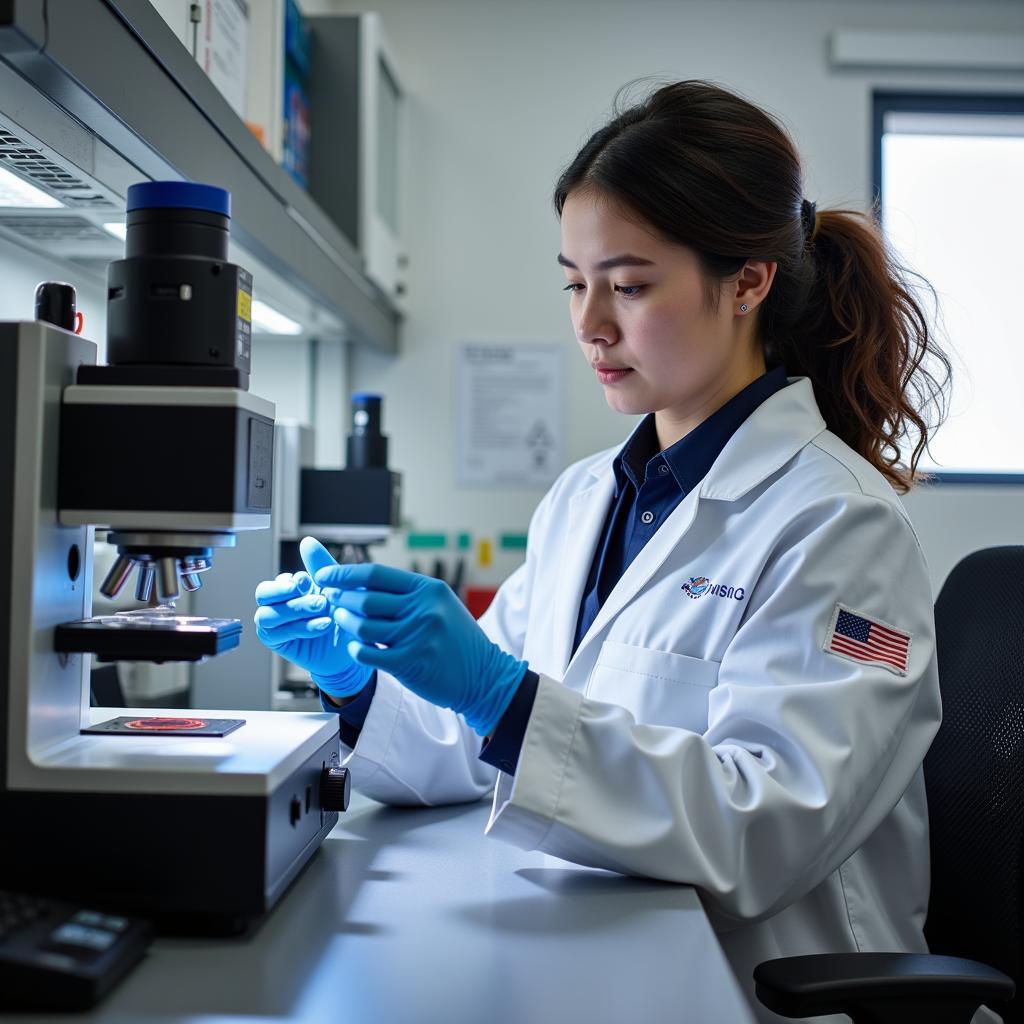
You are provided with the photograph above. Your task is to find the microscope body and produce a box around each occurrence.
[0,183,344,931]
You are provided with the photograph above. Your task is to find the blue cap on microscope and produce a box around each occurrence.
[126,182,231,218]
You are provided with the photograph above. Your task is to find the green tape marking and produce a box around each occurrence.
[407,532,447,550]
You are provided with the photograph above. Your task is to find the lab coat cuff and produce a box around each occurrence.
[339,669,405,777]
[484,673,583,850]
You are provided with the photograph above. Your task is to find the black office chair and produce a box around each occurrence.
[754,546,1022,1024]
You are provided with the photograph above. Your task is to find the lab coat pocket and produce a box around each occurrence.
[587,641,720,731]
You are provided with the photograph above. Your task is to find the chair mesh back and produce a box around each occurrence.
[925,546,1024,1000]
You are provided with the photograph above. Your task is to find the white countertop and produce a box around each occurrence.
[12,793,757,1023]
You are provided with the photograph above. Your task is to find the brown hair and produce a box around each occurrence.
[553,80,950,493]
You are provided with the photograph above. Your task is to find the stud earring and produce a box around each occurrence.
[739,304,749,313]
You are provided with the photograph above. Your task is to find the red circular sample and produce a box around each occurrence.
[123,717,208,731]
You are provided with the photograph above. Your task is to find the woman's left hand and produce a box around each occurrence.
[314,563,528,736]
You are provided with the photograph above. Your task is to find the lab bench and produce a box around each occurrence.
[10,793,757,1023]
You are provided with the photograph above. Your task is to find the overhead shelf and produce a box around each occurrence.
[0,0,400,353]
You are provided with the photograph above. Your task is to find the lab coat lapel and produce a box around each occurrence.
[550,462,616,675]
[565,378,827,671]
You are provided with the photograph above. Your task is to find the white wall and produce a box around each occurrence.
[304,0,1024,594]
[147,0,193,48]
[249,335,347,468]
[902,484,1024,596]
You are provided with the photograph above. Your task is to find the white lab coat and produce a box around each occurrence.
[341,377,948,1024]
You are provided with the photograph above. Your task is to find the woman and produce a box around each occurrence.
[254,81,950,1019]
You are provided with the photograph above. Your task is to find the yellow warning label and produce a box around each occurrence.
[237,289,252,323]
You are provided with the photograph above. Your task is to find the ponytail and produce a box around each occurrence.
[554,81,951,493]
[768,208,950,492]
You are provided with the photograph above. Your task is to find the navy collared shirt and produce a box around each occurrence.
[321,674,378,747]
[480,365,790,774]
[326,366,791,776]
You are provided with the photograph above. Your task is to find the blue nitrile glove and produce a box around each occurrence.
[313,563,528,736]
[253,537,375,699]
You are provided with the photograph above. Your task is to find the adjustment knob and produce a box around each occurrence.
[320,765,351,812]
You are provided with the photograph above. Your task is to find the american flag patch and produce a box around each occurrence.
[823,605,911,676]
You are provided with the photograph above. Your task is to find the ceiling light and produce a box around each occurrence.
[0,165,63,208]
[250,298,303,335]
[102,221,128,240]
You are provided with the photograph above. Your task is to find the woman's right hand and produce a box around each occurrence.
[253,537,375,700]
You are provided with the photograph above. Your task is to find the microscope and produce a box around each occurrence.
[0,182,348,932]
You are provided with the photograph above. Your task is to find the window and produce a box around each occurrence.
[873,92,1024,482]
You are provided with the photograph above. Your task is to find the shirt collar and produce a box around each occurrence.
[613,416,659,494]
[612,364,791,497]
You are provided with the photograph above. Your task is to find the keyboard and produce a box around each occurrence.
[0,889,152,1011]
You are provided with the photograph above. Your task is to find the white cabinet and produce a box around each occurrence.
[147,1,406,311]
[308,13,408,308]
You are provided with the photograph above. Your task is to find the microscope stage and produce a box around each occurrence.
[55,614,242,662]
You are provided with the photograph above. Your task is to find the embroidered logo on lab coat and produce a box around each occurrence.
[681,576,712,598]
[681,576,746,601]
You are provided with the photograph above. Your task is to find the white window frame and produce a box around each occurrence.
[872,90,1024,485]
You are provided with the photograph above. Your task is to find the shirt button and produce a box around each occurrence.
[658,464,670,476]
[640,510,655,525]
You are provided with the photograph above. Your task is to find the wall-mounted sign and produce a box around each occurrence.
[456,343,565,488]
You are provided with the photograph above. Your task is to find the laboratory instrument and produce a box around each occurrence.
[0,182,347,932]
